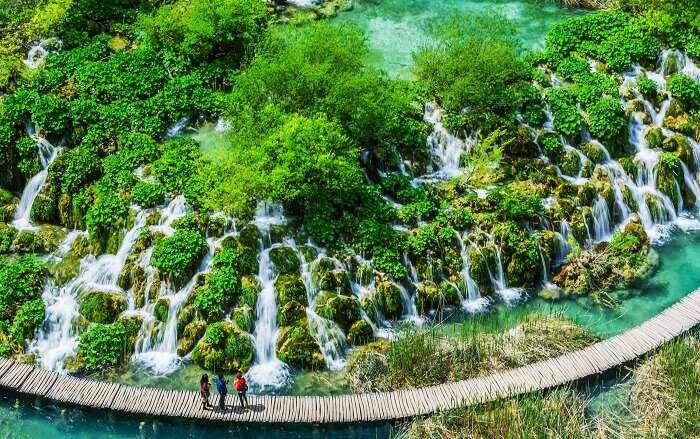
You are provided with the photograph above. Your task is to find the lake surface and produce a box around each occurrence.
[332,0,586,76]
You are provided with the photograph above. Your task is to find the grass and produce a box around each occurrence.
[347,312,598,392]
[394,332,700,438]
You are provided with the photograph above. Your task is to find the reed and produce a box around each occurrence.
[347,312,598,392]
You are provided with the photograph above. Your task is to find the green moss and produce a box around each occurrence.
[191,322,254,372]
[269,246,300,274]
[276,319,325,369]
[275,274,308,306]
[314,291,362,332]
[79,291,126,324]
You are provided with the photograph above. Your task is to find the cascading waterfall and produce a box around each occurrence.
[133,238,217,375]
[422,102,477,180]
[246,204,290,392]
[453,232,489,313]
[12,123,62,231]
[590,195,613,242]
[293,243,348,370]
[23,38,62,69]
[30,206,150,371]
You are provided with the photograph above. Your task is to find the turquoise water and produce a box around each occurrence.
[332,0,586,76]
[0,390,392,438]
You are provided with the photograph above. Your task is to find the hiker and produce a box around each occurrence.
[199,374,212,409]
[234,371,249,409]
[215,373,228,411]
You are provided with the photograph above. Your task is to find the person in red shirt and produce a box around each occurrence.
[234,371,249,409]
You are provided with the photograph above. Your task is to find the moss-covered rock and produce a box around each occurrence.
[314,291,361,332]
[347,320,374,346]
[655,152,682,208]
[317,268,352,295]
[269,246,300,274]
[154,298,170,322]
[468,244,497,294]
[221,225,260,275]
[552,215,652,298]
[374,277,404,319]
[646,126,664,150]
[176,304,196,335]
[278,300,307,326]
[415,281,460,314]
[191,322,253,372]
[239,275,259,309]
[275,274,307,306]
[231,305,254,333]
[176,320,207,356]
[580,142,607,163]
[276,319,325,369]
[78,291,126,324]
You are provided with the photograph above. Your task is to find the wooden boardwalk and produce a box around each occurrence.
[2,288,700,424]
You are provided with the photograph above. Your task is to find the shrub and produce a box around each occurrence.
[588,98,626,143]
[637,76,658,96]
[132,181,166,208]
[150,229,207,282]
[77,322,129,370]
[669,74,700,109]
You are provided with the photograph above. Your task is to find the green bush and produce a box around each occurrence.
[77,322,130,370]
[588,98,626,144]
[669,74,700,109]
[132,181,166,208]
[150,229,206,283]
[414,15,530,131]
[637,76,658,96]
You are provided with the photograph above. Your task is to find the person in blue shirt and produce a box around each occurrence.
[215,373,228,411]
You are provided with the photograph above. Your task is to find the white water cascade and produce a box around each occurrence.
[29,206,150,371]
[247,204,290,392]
[453,232,489,313]
[12,123,62,230]
[23,38,62,69]
[422,102,477,181]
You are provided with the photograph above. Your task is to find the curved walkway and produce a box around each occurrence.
[2,289,700,424]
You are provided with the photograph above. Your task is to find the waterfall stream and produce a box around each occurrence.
[12,123,62,231]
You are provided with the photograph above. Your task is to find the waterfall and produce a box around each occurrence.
[554,221,573,266]
[29,207,150,371]
[293,244,348,371]
[422,102,476,181]
[590,195,613,242]
[453,232,489,313]
[246,203,290,392]
[23,38,62,69]
[246,243,290,391]
[488,242,526,305]
[164,117,189,140]
[12,123,62,230]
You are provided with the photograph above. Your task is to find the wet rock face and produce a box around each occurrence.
[78,290,126,324]
[276,319,325,370]
[191,321,254,372]
[269,246,300,274]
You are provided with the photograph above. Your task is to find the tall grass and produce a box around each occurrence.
[347,312,598,392]
[627,335,700,437]
[395,388,595,439]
